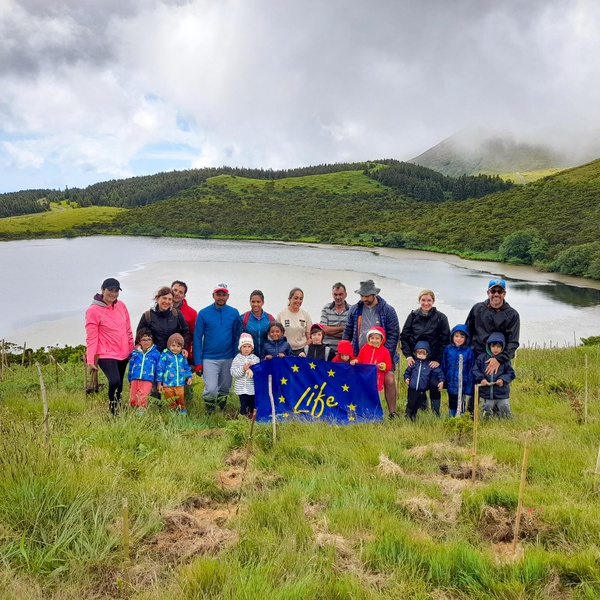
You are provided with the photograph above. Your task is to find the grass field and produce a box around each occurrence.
[0,346,599,599]
[489,169,566,184]
[0,206,124,236]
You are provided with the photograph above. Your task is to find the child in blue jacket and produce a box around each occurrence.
[404,341,445,420]
[263,322,293,359]
[472,332,516,418]
[157,333,193,414]
[127,328,161,410]
[441,324,475,417]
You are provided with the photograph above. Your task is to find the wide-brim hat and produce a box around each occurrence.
[355,279,380,296]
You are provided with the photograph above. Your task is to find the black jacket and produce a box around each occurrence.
[466,300,520,365]
[400,307,450,364]
[137,307,190,352]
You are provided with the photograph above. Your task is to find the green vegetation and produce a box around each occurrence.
[0,189,50,218]
[0,345,599,598]
[0,206,124,239]
[493,169,566,184]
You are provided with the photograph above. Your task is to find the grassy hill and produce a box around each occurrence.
[410,128,570,177]
[0,346,599,598]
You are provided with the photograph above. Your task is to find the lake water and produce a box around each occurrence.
[2,236,600,349]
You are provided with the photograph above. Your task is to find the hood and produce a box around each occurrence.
[366,326,386,345]
[486,331,506,355]
[414,340,431,356]
[337,340,356,358]
[450,324,471,346]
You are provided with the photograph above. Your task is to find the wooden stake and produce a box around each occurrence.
[457,354,464,416]
[35,362,50,452]
[268,374,277,446]
[471,385,479,481]
[513,432,532,552]
[236,410,257,515]
[21,343,26,367]
[584,354,589,424]
[122,498,131,589]
[594,443,600,493]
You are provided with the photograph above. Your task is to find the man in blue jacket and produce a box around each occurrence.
[193,283,241,412]
[342,279,400,418]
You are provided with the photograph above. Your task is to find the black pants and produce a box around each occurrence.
[98,358,128,415]
[418,386,441,416]
[406,388,428,421]
[239,394,256,416]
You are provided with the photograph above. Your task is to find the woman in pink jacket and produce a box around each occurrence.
[85,277,134,415]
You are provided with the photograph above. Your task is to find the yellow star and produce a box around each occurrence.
[279,395,285,403]
[292,364,300,372]
[309,362,316,369]
[342,384,349,392]
[327,369,335,377]
[283,412,289,418]
[348,403,357,411]
[348,415,355,421]
[280,377,288,385]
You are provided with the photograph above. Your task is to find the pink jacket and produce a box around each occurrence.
[85,297,134,364]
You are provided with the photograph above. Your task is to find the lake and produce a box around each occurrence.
[2,236,600,349]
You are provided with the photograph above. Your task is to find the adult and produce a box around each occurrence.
[85,277,134,415]
[137,286,190,353]
[400,289,450,416]
[342,279,400,417]
[240,290,274,359]
[320,282,350,352]
[172,280,197,365]
[276,287,313,356]
[193,283,241,411]
[466,278,520,376]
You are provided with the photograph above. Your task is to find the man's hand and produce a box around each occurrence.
[429,361,440,368]
[485,357,500,375]
[406,356,415,367]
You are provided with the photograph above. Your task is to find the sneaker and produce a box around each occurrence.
[388,411,399,420]
[180,409,188,416]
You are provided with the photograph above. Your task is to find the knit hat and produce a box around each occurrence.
[238,333,254,349]
[167,333,184,348]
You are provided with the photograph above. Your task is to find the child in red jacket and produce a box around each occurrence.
[333,339,358,364]
[357,326,392,391]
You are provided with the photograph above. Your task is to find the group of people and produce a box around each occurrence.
[84,275,520,420]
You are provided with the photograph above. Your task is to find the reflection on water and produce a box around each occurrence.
[510,281,600,307]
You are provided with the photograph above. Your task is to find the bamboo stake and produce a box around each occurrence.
[594,443,600,493]
[236,410,257,515]
[584,354,589,424]
[457,354,464,416]
[122,498,131,589]
[471,385,480,482]
[268,374,277,446]
[35,362,50,452]
[512,432,532,552]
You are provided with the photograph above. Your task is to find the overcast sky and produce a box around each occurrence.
[1,0,599,193]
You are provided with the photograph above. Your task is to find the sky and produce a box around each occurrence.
[1,0,599,194]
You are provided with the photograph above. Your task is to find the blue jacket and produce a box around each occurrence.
[441,324,475,395]
[157,350,192,387]
[264,335,293,358]
[240,310,274,359]
[404,341,445,391]
[127,344,161,382]
[472,332,516,400]
[193,304,242,366]
[342,295,400,362]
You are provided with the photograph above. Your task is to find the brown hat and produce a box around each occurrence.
[167,333,184,348]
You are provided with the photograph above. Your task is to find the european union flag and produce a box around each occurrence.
[253,357,383,424]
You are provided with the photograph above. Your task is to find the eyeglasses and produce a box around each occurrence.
[489,288,505,295]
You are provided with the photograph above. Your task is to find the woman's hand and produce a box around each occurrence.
[429,360,440,368]
[406,356,415,367]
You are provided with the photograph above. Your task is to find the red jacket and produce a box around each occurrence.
[177,299,197,364]
[357,327,392,391]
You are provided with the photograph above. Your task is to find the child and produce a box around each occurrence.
[303,323,334,361]
[357,326,392,392]
[441,324,475,417]
[472,332,516,418]
[127,328,161,410]
[264,322,293,359]
[404,341,445,421]
[230,333,260,416]
[333,340,358,364]
[156,333,193,415]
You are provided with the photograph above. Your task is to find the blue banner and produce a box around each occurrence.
[253,357,383,424]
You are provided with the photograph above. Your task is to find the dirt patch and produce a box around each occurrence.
[491,541,525,564]
[377,453,405,476]
[479,505,545,543]
[439,454,497,481]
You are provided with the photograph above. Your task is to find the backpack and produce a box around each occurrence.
[242,311,274,329]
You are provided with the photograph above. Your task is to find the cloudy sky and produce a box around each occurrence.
[1,0,599,193]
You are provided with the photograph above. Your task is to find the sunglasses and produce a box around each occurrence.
[489,288,505,295]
